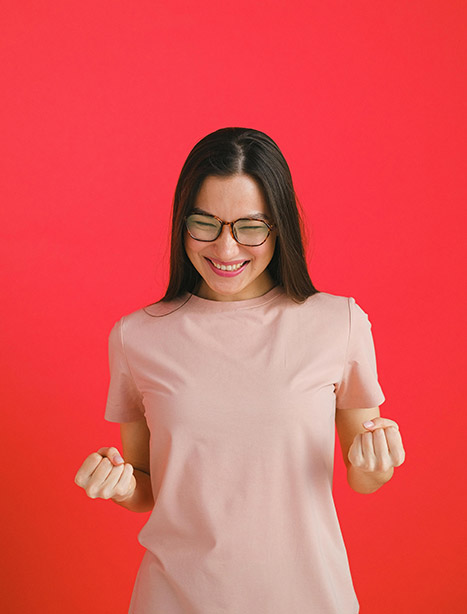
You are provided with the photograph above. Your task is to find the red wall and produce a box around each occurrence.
[2,1,466,612]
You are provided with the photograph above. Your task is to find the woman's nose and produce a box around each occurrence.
[214,224,239,255]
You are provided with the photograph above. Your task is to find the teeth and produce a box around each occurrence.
[211,260,245,271]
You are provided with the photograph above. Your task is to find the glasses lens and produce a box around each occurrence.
[186,214,221,241]
[234,220,270,246]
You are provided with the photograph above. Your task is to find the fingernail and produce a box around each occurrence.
[363,421,375,428]
[112,454,124,464]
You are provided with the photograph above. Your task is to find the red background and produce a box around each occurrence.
[1,1,466,612]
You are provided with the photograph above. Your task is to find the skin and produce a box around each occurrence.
[184,174,278,302]
[74,174,405,508]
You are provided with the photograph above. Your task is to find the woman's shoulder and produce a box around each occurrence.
[293,290,350,312]
[142,293,193,318]
[299,291,374,330]
[285,290,362,328]
[110,293,191,329]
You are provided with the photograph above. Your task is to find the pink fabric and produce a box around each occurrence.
[105,286,385,614]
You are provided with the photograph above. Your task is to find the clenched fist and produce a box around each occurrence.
[348,417,406,474]
[74,447,136,502]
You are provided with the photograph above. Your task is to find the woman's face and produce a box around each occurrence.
[184,174,277,301]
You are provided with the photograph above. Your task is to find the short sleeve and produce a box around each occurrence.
[335,297,386,410]
[104,317,146,422]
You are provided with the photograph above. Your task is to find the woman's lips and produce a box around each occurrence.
[208,257,246,266]
[205,257,250,277]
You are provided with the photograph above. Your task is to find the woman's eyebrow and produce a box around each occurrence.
[191,207,271,221]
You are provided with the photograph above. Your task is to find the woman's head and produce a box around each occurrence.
[161,127,318,302]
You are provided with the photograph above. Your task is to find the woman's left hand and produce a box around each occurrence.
[348,417,406,474]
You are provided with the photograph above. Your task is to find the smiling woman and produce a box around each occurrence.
[162,126,317,303]
[74,127,405,614]
[184,174,278,301]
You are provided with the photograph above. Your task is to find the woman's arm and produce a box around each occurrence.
[335,407,405,494]
[111,418,154,512]
[74,418,154,513]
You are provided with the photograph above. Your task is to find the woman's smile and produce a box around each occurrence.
[184,174,277,301]
[205,257,250,274]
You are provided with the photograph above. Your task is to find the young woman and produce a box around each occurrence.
[75,127,405,614]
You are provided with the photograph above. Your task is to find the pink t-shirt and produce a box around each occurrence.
[105,285,385,614]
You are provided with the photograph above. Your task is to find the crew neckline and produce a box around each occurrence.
[185,284,284,311]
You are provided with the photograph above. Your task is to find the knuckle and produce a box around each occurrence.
[114,485,128,498]
[395,452,406,466]
[376,461,390,473]
[86,486,100,499]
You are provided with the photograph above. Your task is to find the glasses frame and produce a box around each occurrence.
[184,212,276,247]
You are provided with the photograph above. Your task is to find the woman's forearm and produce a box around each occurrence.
[111,469,154,512]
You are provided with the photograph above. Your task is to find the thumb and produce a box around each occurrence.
[362,417,400,431]
[97,446,125,466]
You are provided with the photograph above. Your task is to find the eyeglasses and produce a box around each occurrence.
[184,212,276,247]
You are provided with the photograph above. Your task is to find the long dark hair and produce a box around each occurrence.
[160,127,319,303]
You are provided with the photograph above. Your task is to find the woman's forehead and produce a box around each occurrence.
[195,174,271,217]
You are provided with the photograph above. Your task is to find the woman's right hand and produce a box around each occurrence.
[74,447,136,502]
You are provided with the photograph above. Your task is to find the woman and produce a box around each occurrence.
[74,127,405,614]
